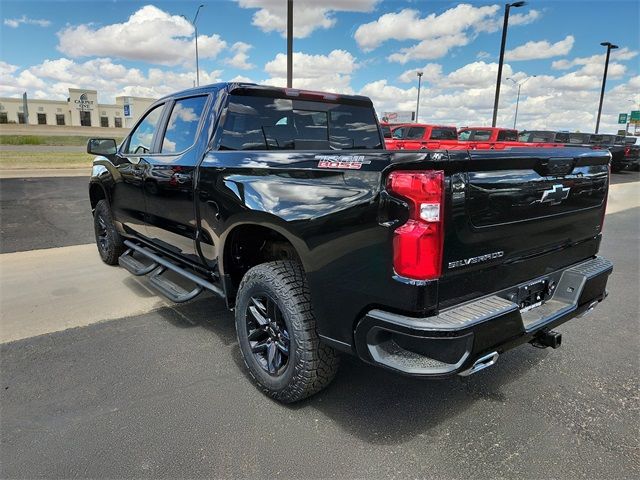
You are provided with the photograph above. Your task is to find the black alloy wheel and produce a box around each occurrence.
[95,213,110,252]
[93,199,125,265]
[245,294,290,375]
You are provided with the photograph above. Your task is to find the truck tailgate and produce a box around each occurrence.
[438,147,610,308]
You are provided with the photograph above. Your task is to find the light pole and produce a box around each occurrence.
[506,75,535,129]
[287,0,293,88]
[491,1,526,127]
[183,5,205,87]
[415,71,423,123]
[595,41,618,133]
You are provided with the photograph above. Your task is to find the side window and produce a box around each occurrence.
[405,127,426,140]
[392,127,406,139]
[473,130,492,141]
[458,130,471,140]
[161,96,208,153]
[497,130,518,141]
[125,104,164,154]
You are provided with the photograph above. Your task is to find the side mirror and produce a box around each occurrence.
[87,138,117,156]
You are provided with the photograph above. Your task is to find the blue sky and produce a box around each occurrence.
[1,0,639,132]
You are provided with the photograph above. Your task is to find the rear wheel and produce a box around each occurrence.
[235,261,339,403]
[93,199,125,265]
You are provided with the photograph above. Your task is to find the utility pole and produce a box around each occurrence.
[182,5,205,87]
[287,0,293,88]
[506,76,535,129]
[415,71,423,123]
[491,1,526,127]
[595,41,618,133]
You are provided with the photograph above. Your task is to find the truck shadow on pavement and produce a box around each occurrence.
[152,293,549,445]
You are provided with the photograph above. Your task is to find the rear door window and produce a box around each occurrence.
[218,94,381,150]
[405,127,426,140]
[472,130,492,141]
[497,130,518,141]
[161,96,208,153]
[431,128,457,140]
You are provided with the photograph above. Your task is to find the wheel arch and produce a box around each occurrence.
[220,221,309,300]
[89,181,109,210]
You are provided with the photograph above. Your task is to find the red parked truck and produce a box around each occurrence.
[458,127,566,150]
[385,124,461,150]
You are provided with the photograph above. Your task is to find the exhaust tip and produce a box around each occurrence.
[458,351,499,376]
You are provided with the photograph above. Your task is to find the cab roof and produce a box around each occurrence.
[158,82,373,107]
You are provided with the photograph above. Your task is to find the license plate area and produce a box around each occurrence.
[517,278,552,313]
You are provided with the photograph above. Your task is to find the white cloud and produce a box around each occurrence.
[476,9,541,33]
[552,47,638,70]
[229,75,254,83]
[362,59,638,133]
[4,15,51,28]
[263,49,357,92]
[56,5,227,66]
[398,64,443,83]
[398,61,512,89]
[225,42,255,70]
[505,35,575,61]
[354,4,541,63]
[0,57,222,101]
[0,61,19,76]
[238,0,379,38]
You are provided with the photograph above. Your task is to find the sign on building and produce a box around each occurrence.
[381,111,415,123]
[124,104,131,118]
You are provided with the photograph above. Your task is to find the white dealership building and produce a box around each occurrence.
[0,88,156,129]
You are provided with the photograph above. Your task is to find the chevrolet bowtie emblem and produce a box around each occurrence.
[540,184,570,205]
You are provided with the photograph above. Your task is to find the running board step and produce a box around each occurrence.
[118,249,159,276]
[122,240,225,302]
[148,267,203,303]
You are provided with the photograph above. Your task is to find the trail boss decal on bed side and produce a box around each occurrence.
[315,155,371,169]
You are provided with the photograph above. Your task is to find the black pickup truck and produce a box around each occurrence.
[88,83,613,403]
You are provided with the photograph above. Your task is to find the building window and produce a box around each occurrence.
[37,113,47,125]
[100,116,109,127]
[114,117,122,128]
[80,111,91,126]
[56,114,65,126]
[18,113,26,124]
[0,112,7,124]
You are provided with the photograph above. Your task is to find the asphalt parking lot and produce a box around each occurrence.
[1,172,639,478]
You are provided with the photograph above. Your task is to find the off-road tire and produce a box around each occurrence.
[93,199,125,265]
[235,261,339,403]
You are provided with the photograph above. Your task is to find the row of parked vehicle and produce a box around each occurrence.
[381,122,640,172]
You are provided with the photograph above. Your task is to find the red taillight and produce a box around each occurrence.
[387,171,444,280]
